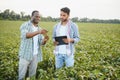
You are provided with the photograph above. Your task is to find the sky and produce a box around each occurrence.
[0,0,120,19]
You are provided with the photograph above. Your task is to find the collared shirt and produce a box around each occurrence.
[52,20,80,55]
[19,21,44,62]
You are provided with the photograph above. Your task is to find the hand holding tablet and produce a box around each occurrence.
[54,36,68,45]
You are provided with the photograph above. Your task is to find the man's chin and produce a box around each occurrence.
[61,19,67,22]
[33,21,39,24]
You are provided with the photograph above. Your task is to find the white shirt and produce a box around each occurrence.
[58,25,67,54]
[32,26,39,55]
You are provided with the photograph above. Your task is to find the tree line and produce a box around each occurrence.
[0,9,120,23]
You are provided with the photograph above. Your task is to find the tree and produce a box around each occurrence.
[20,11,25,19]
[10,10,16,20]
[71,17,79,22]
[80,17,89,22]
[3,9,10,19]
[0,9,120,23]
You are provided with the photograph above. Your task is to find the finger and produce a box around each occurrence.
[62,39,66,41]
[43,29,48,32]
[45,36,49,39]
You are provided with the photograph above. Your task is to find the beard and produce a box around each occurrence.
[61,18,68,22]
[31,19,39,24]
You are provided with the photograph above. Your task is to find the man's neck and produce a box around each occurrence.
[31,20,38,27]
[34,24,38,27]
[32,22,38,27]
[61,20,68,26]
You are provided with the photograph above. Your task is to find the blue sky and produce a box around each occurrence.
[0,0,120,19]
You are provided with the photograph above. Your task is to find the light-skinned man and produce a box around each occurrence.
[52,7,80,69]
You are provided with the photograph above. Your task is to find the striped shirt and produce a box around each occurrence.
[19,21,44,62]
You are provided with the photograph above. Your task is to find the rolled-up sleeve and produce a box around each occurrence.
[72,23,80,44]
[20,23,28,39]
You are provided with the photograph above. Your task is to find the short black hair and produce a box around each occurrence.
[61,7,70,15]
[31,10,39,16]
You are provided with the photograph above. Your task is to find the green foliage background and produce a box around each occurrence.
[0,20,120,80]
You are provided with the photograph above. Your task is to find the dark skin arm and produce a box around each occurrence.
[26,29,48,38]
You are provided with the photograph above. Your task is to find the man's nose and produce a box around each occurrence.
[37,18,40,20]
[60,16,63,19]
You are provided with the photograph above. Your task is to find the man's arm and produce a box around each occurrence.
[72,23,80,43]
[62,38,74,43]
[62,23,80,44]
[26,29,48,38]
[26,31,40,38]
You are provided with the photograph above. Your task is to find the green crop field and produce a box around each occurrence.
[0,20,120,80]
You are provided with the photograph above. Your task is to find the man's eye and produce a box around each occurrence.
[60,14,65,16]
[36,16,40,18]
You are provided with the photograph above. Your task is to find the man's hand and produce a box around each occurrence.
[44,35,49,41]
[53,41,59,46]
[38,29,48,34]
[62,38,74,43]
[26,29,48,38]
[42,35,49,45]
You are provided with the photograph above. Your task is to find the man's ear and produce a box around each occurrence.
[68,14,70,18]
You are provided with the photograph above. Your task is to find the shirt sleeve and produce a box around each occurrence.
[20,23,28,39]
[52,24,57,42]
[72,23,80,44]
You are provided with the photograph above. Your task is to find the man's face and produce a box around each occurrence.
[31,12,40,24]
[60,11,69,22]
